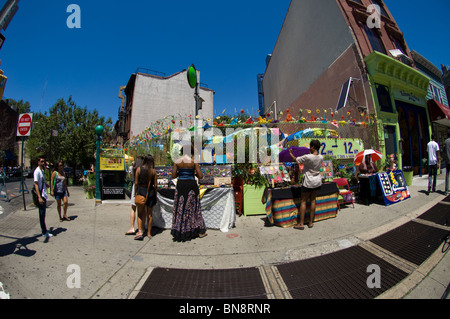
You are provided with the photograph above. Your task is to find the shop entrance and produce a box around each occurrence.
[396,101,429,175]
[384,125,397,157]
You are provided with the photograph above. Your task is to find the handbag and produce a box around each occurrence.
[135,171,152,206]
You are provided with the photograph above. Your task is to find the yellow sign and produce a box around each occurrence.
[100,148,125,171]
[299,138,364,159]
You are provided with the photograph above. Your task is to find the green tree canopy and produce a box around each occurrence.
[27,96,113,171]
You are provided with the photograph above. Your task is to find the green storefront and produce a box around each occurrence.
[364,51,430,175]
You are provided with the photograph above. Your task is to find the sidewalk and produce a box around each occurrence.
[0,173,448,299]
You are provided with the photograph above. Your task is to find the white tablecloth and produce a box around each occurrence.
[152,187,236,232]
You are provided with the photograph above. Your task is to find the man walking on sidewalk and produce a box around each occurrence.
[427,135,440,194]
[34,157,53,238]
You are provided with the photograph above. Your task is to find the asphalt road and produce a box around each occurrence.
[0,177,35,220]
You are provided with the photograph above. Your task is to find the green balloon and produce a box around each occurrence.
[187,65,197,89]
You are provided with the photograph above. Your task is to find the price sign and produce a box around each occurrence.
[299,138,363,159]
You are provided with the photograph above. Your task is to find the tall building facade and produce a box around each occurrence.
[116,68,214,142]
[262,0,432,174]
[411,50,450,155]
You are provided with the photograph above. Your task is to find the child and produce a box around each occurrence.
[289,140,323,229]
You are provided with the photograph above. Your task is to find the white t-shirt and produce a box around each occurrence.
[33,167,48,200]
[296,154,323,189]
[427,140,440,166]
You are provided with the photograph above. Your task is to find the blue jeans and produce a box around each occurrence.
[428,164,437,192]
[38,199,47,234]
[446,163,450,193]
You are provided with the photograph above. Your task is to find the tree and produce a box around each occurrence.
[27,96,113,173]
[7,99,31,114]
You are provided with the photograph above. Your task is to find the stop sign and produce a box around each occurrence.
[17,113,33,137]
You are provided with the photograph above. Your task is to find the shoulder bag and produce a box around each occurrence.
[135,171,152,206]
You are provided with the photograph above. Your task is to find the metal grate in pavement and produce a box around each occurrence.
[136,267,268,299]
[276,246,408,299]
[417,202,450,226]
[370,221,449,266]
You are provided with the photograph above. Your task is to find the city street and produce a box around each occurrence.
[0,173,448,301]
[0,177,35,220]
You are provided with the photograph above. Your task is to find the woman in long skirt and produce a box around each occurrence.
[171,146,207,242]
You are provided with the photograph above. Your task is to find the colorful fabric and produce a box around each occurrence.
[265,191,338,227]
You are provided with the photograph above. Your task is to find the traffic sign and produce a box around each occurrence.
[17,113,33,137]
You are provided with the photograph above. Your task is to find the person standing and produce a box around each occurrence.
[125,156,143,235]
[51,161,70,222]
[443,133,450,195]
[427,135,440,194]
[134,155,157,240]
[171,144,207,241]
[289,139,323,230]
[34,157,53,238]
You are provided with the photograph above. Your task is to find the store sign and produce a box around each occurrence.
[393,89,425,106]
[299,138,364,159]
[99,148,125,171]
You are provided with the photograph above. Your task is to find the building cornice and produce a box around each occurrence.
[364,51,429,93]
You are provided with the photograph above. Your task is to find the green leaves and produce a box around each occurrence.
[26,96,113,170]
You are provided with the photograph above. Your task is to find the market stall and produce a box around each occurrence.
[263,183,339,227]
[358,170,410,206]
[99,148,127,200]
[152,165,236,232]
[259,160,339,227]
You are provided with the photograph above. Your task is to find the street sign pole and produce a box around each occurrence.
[17,113,33,211]
[21,135,26,210]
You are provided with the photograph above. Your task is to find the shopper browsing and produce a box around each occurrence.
[289,140,323,230]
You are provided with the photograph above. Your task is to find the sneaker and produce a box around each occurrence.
[43,232,53,238]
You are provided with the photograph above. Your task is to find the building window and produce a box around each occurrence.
[430,83,443,103]
[371,0,389,17]
[364,24,387,54]
[376,83,393,112]
[392,36,407,54]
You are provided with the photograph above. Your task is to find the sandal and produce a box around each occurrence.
[125,230,136,235]
[63,217,71,221]
[293,224,305,230]
[134,233,144,241]
[198,233,208,238]
[308,224,313,229]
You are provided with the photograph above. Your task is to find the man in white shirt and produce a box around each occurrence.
[34,157,53,238]
[427,135,440,194]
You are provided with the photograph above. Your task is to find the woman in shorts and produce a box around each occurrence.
[51,161,70,222]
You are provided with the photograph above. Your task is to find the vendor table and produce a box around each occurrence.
[264,183,339,227]
[153,187,236,232]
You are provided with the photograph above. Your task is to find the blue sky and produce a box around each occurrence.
[0,0,448,125]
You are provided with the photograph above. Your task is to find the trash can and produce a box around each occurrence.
[403,166,413,186]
